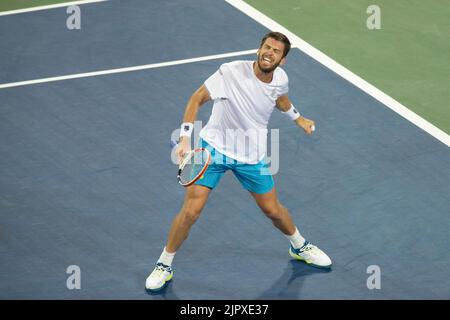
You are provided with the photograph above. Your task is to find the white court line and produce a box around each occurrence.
[0,49,257,89]
[225,0,450,147]
[0,0,108,17]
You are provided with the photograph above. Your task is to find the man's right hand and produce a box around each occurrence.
[175,137,191,163]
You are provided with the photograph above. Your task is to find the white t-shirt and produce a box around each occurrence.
[199,60,289,164]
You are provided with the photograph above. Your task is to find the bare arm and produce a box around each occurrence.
[181,84,211,125]
[176,85,211,159]
[276,95,315,135]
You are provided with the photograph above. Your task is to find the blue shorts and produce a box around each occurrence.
[194,140,274,194]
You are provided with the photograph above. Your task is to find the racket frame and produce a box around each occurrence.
[177,147,211,187]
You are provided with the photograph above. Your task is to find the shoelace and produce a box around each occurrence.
[153,263,171,276]
[299,242,317,253]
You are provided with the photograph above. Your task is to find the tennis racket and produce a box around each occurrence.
[171,141,211,187]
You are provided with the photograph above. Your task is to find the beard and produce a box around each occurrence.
[257,54,281,73]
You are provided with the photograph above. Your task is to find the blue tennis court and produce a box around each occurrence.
[0,0,449,299]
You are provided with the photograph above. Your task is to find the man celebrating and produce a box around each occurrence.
[146,32,332,292]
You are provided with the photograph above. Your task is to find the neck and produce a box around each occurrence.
[253,61,273,83]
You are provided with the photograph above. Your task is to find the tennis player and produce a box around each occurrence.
[146,32,332,291]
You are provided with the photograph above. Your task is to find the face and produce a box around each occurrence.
[257,37,286,73]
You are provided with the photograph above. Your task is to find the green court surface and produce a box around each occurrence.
[0,0,71,11]
[0,0,73,11]
[245,0,450,135]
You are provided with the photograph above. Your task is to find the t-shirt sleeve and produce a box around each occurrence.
[277,69,289,97]
[204,64,228,100]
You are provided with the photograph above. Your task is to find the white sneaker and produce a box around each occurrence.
[145,262,173,291]
[289,241,332,269]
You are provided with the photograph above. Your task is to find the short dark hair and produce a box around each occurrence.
[259,32,291,58]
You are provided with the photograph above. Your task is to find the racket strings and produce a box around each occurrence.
[178,149,209,185]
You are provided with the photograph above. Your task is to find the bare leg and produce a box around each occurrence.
[250,187,296,236]
[165,184,211,252]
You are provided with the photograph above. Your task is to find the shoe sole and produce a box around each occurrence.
[146,273,173,292]
[289,249,332,270]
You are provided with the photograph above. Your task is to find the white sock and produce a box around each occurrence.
[285,227,306,249]
[158,247,176,266]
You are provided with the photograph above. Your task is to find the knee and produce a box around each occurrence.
[261,204,283,220]
[181,207,202,225]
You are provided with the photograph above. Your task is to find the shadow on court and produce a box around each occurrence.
[145,284,180,300]
[257,261,332,299]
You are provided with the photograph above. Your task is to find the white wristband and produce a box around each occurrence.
[179,122,194,138]
[281,104,301,121]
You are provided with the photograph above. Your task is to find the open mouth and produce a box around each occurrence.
[262,56,272,64]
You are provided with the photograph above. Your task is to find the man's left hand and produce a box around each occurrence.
[296,116,316,135]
